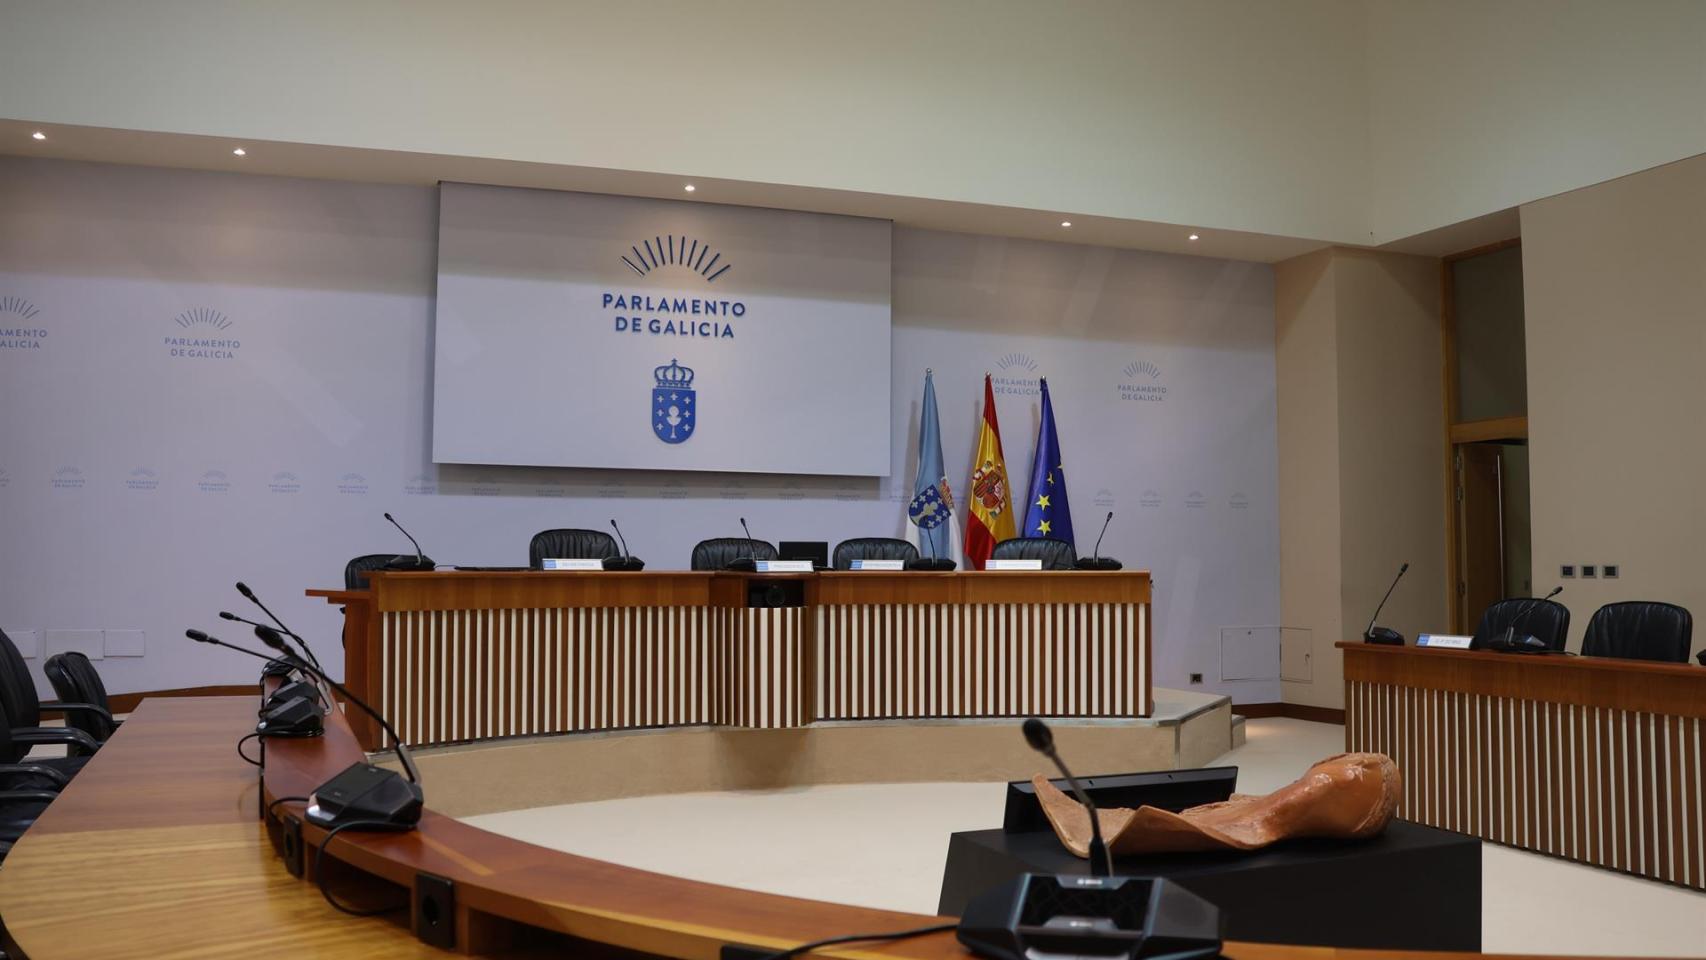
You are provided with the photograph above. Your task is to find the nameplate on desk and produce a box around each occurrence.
[542,558,604,571]
[1416,634,1474,649]
[755,560,814,573]
[849,559,905,571]
[987,559,1044,571]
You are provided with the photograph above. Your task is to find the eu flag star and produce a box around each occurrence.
[1035,494,1051,509]
[1038,520,1052,535]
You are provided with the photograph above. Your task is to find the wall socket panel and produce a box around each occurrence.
[1189,673,1204,684]
[1581,564,1598,578]
[1560,565,1575,578]
[1602,564,1620,579]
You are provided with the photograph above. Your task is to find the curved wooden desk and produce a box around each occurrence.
[0,694,1631,960]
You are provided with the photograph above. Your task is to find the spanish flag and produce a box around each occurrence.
[964,374,1016,569]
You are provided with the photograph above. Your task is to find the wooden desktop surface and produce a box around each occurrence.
[0,694,1664,960]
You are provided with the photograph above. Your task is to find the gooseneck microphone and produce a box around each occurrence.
[1076,511,1123,571]
[187,630,323,735]
[382,511,434,571]
[1497,585,1564,653]
[254,625,423,828]
[235,581,325,675]
[219,610,299,639]
[726,517,760,571]
[1363,563,1410,645]
[1023,718,1112,877]
[606,518,645,572]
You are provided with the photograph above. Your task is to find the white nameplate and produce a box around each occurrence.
[755,559,815,573]
[1416,634,1474,649]
[987,558,1045,571]
[542,558,604,571]
[850,559,905,571]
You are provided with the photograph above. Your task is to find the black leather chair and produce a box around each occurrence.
[832,538,919,570]
[691,537,778,571]
[0,701,69,862]
[1471,598,1571,651]
[529,529,619,569]
[44,651,121,744]
[0,629,101,775]
[344,553,396,590]
[1581,601,1693,663]
[991,537,1077,571]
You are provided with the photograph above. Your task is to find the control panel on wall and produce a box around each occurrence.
[1560,564,1620,579]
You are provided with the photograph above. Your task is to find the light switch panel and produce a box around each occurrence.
[103,629,146,657]
[44,629,104,660]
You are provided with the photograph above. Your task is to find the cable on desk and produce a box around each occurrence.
[313,819,412,917]
[749,922,959,960]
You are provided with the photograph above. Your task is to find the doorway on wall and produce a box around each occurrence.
[1441,238,1531,632]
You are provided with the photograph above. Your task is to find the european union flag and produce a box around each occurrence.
[1022,377,1074,547]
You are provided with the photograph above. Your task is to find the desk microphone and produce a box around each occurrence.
[726,517,760,571]
[1363,563,1410,645]
[909,527,957,571]
[382,511,435,571]
[1076,511,1123,571]
[219,610,298,639]
[605,518,645,572]
[235,581,325,675]
[1494,586,1563,653]
[186,630,323,736]
[254,625,423,829]
[1023,718,1111,877]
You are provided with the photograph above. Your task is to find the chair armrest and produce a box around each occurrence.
[13,726,101,754]
[39,702,115,725]
[0,790,59,806]
[0,764,68,789]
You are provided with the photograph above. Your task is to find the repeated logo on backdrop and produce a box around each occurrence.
[0,296,45,351]
[1119,360,1167,403]
[167,308,241,360]
[126,468,160,491]
[992,353,1040,396]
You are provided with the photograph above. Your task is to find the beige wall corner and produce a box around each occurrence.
[1275,247,1446,710]
[1521,154,1706,657]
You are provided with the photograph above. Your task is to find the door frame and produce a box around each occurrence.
[1441,237,1526,632]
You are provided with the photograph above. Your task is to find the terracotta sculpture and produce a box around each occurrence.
[1033,752,1400,858]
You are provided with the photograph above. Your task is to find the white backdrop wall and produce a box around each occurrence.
[0,157,1280,703]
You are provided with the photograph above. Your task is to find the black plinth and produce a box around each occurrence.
[939,819,1479,951]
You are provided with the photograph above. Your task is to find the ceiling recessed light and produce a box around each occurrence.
[232,147,247,157]
[1188,233,1200,241]
[31,131,45,141]
[1060,221,1072,228]
[684,184,696,193]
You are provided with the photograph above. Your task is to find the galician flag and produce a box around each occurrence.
[905,369,961,567]
[1022,377,1075,548]
[964,373,1016,570]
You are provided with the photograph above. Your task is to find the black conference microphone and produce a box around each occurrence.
[725,517,760,572]
[382,511,435,571]
[1023,718,1112,877]
[235,581,325,675]
[1363,562,1410,645]
[254,625,423,829]
[219,609,300,640]
[186,630,323,737]
[908,529,957,571]
[604,519,645,572]
[1076,511,1123,571]
[1494,586,1563,653]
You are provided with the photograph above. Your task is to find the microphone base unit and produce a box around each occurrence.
[383,555,436,572]
[1491,630,1551,654]
[957,873,1222,960]
[261,680,324,715]
[255,696,326,738]
[601,556,646,572]
[722,558,759,572]
[906,558,958,572]
[1075,557,1124,571]
[305,761,424,830]
[1363,627,1405,646]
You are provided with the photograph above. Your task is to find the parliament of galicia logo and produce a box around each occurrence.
[652,358,696,444]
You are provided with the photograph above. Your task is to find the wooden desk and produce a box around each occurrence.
[0,694,1658,960]
[1339,642,1704,890]
[309,570,1153,751]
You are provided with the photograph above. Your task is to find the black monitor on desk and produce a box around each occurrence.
[777,540,829,569]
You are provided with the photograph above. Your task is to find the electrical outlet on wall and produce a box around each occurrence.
[1560,565,1575,578]
[1189,673,1203,685]
[1581,564,1597,578]
[1602,564,1619,579]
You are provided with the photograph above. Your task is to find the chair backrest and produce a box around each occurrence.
[991,537,1077,571]
[529,529,620,569]
[1581,601,1693,663]
[1471,598,1571,651]
[43,652,115,741]
[691,537,779,571]
[344,553,396,590]
[0,629,42,761]
[832,538,920,570]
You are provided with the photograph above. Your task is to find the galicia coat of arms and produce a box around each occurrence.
[652,358,696,444]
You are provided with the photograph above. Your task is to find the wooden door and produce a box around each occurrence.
[1456,443,1505,632]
